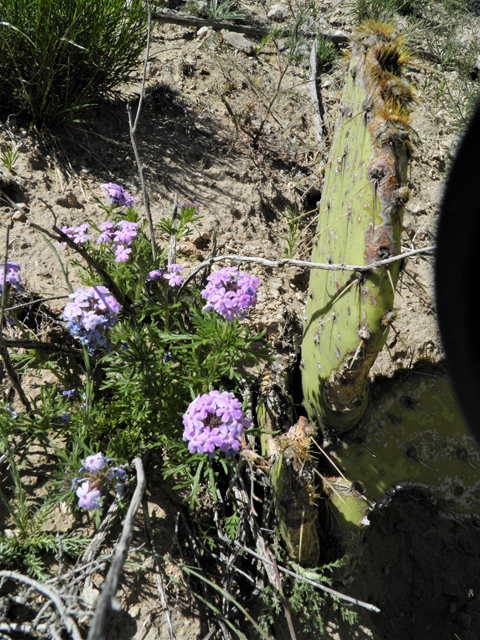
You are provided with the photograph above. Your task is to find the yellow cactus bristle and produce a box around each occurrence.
[376,102,413,126]
[380,77,416,110]
[354,20,396,43]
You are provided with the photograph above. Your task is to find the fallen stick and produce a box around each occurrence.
[0,571,83,640]
[309,37,324,146]
[152,9,349,43]
[87,458,146,640]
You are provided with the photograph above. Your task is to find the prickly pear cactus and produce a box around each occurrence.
[302,22,416,431]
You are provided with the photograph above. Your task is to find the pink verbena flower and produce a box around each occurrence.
[114,221,139,245]
[183,390,249,457]
[201,267,260,321]
[84,452,106,472]
[58,224,90,246]
[163,264,184,287]
[147,269,163,281]
[97,221,117,243]
[63,286,121,351]
[97,220,138,262]
[0,262,21,285]
[115,245,132,263]
[101,183,137,208]
[76,481,102,510]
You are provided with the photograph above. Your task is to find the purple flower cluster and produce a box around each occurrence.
[58,224,90,246]
[63,286,121,350]
[97,220,139,263]
[101,183,137,208]
[72,452,129,511]
[0,262,21,286]
[147,264,184,287]
[183,390,249,457]
[201,267,260,321]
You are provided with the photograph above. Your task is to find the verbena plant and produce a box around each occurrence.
[2,185,268,513]
[0,0,149,127]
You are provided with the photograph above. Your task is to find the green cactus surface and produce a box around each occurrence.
[321,372,480,539]
[302,22,416,431]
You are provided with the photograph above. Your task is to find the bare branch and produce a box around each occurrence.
[151,9,349,43]
[127,0,157,262]
[234,544,381,613]
[1,220,33,414]
[0,571,83,640]
[181,245,436,292]
[309,38,325,146]
[167,194,179,267]
[87,458,146,640]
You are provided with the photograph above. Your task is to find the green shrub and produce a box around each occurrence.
[0,0,149,127]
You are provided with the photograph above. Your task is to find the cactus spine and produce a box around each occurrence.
[302,22,415,431]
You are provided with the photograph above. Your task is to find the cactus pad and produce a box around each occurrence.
[302,22,416,431]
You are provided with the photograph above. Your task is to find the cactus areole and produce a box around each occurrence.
[302,22,416,431]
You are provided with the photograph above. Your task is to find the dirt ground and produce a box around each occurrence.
[2,1,480,638]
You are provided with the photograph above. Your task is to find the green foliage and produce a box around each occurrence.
[0,142,20,171]
[0,0,149,127]
[156,203,203,241]
[255,557,358,637]
[317,35,339,68]
[224,511,240,539]
[283,204,315,259]
[286,561,357,635]
[206,0,246,21]
[350,0,423,23]
[0,434,87,578]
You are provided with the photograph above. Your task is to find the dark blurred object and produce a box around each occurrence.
[436,100,480,443]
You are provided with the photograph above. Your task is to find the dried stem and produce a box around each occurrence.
[0,571,83,640]
[87,458,146,640]
[127,0,157,263]
[234,543,381,613]
[151,9,349,42]
[309,38,325,146]
[167,194,179,267]
[0,220,33,414]
[180,245,435,293]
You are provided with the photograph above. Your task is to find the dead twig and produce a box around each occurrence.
[127,0,157,263]
[0,571,83,640]
[1,220,33,414]
[152,9,349,43]
[87,458,146,640]
[234,543,381,613]
[167,194,179,267]
[309,38,326,146]
[180,245,436,292]
[4,293,70,312]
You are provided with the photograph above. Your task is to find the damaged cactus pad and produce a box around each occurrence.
[302,22,416,432]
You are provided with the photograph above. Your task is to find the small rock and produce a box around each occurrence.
[221,31,254,55]
[82,579,100,607]
[12,210,26,222]
[197,26,211,39]
[55,193,83,209]
[267,3,289,21]
[201,34,218,51]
